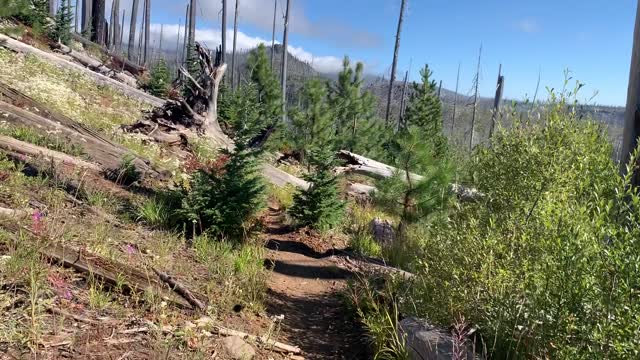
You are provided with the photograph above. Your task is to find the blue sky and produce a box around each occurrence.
[110,0,637,106]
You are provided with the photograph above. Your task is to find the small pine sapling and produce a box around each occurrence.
[374,126,452,234]
[403,64,446,156]
[147,59,171,97]
[289,147,345,231]
[52,0,73,45]
[289,78,335,166]
[178,86,266,241]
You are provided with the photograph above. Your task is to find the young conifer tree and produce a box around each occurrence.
[403,64,446,155]
[289,78,335,165]
[289,147,345,231]
[329,57,378,154]
[147,59,171,97]
[375,126,452,235]
[246,43,282,124]
[52,0,73,44]
[178,83,266,241]
[288,78,344,230]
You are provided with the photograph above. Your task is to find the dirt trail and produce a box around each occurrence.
[262,206,368,359]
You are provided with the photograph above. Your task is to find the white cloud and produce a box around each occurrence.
[515,18,541,34]
[143,23,348,73]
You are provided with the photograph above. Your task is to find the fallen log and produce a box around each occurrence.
[46,306,102,326]
[51,43,138,88]
[0,135,103,172]
[41,242,193,309]
[70,33,146,76]
[208,324,302,354]
[0,83,162,177]
[152,267,207,311]
[0,207,29,219]
[0,33,163,107]
[337,150,484,201]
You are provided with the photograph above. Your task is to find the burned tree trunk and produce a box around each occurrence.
[270,0,277,70]
[385,0,406,126]
[622,0,640,183]
[221,0,227,63]
[143,0,151,65]
[82,0,92,35]
[91,0,106,45]
[490,64,504,138]
[231,0,239,91]
[470,44,482,151]
[125,43,229,147]
[281,0,291,122]
[127,0,139,61]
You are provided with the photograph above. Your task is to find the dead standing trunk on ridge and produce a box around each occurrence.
[385,0,406,126]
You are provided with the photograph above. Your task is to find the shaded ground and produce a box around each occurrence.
[262,206,369,360]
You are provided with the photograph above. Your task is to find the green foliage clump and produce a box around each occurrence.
[406,83,640,358]
[289,148,345,231]
[179,145,265,241]
[0,0,31,18]
[147,59,171,97]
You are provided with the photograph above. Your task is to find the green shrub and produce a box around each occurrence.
[405,83,640,358]
[178,146,266,241]
[289,148,345,231]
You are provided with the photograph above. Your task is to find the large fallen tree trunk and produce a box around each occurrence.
[337,150,484,201]
[0,135,103,172]
[41,242,198,309]
[51,43,137,88]
[0,84,161,178]
[70,33,147,76]
[0,33,163,107]
[0,207,29,219]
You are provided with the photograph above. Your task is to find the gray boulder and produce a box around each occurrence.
[369,217,396,246]
[220,335,256,360]
[399,317,480,360]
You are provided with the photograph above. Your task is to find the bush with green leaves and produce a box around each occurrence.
[147,59,171,97]
[403,83,640,358]
[289,148,345,231]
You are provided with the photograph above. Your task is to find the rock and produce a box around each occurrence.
[369,217,395,246]
[220,335,256,360]
[399,317,480,360]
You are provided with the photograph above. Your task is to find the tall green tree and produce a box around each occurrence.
[289,78,335,165]
[404,64,446,155]
[246,43,282,123]
[329,57,377,153]
[52,0,73,44]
